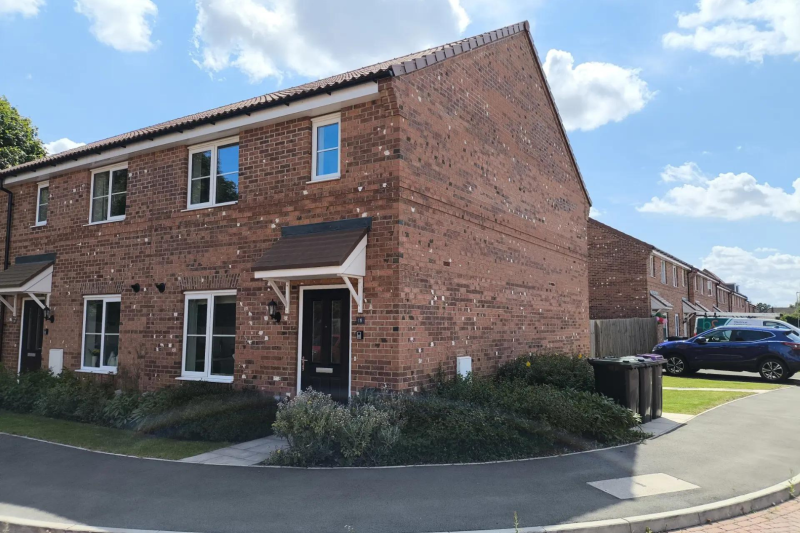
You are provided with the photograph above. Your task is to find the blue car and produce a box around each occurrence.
[652,326,800,382]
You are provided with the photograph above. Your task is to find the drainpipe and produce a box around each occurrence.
[0,177,13,368]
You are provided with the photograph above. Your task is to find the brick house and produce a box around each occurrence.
[0,22,591,400]
[588,219,753,339]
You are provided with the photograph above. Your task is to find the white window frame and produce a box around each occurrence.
[682,269,687,287]
[649,256,655,277]
[675,313,680,337]
[89,163,128,224]
[660,260,667,284]
[186,136,239,210]
[35,181,49,226]
[79,295,121,374]
[672,265,678,287]
[180,289,237,383]
[310,113,341,182]
[707,280,713,296]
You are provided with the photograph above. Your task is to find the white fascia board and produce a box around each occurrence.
[6,82,379,186]
[652,250,693,271]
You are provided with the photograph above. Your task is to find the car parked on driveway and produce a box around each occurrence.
[652,326,800,382]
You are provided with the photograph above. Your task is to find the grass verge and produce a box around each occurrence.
[0,410,229,459]
[663,390,755,415]
[663,376,783,390]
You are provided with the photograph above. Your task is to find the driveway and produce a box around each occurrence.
[1,387,799,533]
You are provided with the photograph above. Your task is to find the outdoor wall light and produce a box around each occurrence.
[267,300,281,323]
[43,307,55,323]
[155,282,166,293]
[131,283,141,293]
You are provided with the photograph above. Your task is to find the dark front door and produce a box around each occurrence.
[301,289,350,402]
[20,299,45,373]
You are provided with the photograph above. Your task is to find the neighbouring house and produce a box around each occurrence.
[587,219,754,339]
[0,22,591,401]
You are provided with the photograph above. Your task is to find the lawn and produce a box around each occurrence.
[0,410,229,459]
[663,376,784,390]
[662,390,755,415]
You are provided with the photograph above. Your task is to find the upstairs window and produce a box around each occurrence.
[660,260,667,284]
[36,182,49,226]
[188,138,239,208]
[649,256,655,277]
[682,269,687,287]
[672,265,678,287]
[707,280,713,295]
[90,164,127,223]
[311,113,341,181]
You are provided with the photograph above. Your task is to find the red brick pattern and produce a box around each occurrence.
[676,498,800,533]
[0,34,591,395]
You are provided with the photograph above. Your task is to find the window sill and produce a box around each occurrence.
[31,223,47,228]
[76,368,117,375]
[181,201,238,213]
[176,376,234,384]
[84,217,126,227]
[306,175,341,184]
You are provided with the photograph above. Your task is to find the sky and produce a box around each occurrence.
[1,0,799,306]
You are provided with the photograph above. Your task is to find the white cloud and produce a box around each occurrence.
[755,247,779,252]
[640,172,800,222]
[0,0,43,17]
[702,246,800,306]
[75,0,158,52]
[663,0,800,62]
[589,206,603,218]
[542,49,655,132]
[660,162,707,183]
[191,0,471,83]
[44,138,86,155]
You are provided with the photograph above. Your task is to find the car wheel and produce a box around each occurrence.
[665,355,692,376]
[759,358,788,382]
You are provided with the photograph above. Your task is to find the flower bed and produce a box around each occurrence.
[270,354,645,467]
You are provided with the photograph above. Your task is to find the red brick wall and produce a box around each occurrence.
[587,219,650,320]
[647,257,691,339]
[391,32,591,388]
[0,33,591,394]
[0,81,404,394]
[690,272,718,314]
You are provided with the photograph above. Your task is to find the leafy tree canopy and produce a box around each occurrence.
[0,96,46,171]
[755,302,773,313]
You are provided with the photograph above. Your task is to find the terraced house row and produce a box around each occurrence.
[588,219,755,340]
[0,22,591,400]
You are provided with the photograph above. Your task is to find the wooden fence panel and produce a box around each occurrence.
[589,318,659,357]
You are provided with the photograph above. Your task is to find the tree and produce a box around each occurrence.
[0,96,46,171]
[755,302,773,313]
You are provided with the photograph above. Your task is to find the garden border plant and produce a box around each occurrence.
[0,366,277,443]
[269,353,646,467]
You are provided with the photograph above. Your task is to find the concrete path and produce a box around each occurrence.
[663,387,771,392]
[641,412,694,437]
[675,497,800,532]
[0,387,798,533]
[181,435,287,466]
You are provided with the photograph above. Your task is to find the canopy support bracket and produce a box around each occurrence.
[341,276,363,313]
[27,293,47,310]
[0,295,16,317]
[268,280,290,315]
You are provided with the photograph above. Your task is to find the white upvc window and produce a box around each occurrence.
[649,256,655,277]
[187,137,239,209]
[181,290,236,382]
[35,181,49,226]
[682,269,687,287]
[707,280,713,295]
[81,295,121,373]
[675,314,680,337]
[90,163,127,224]
[311,113,341,181]
[660,260,667,284]
[672,265,678,287]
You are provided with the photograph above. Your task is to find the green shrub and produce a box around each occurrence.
[33,370,113,423]
[270,390,399,467]
[495,353,595,392]
[435,374,644,445]
[0,368,58,413]
[378,393,566,464]
[102,391,143,429]
[135,391,277,442]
